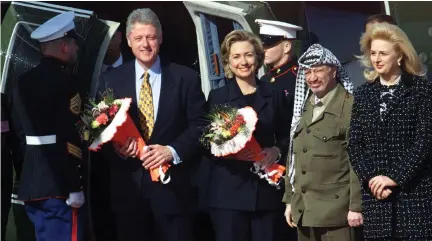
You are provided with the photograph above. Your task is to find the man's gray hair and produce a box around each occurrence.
[126,8,162,37]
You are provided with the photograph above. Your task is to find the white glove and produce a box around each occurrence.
[66,191,85,208]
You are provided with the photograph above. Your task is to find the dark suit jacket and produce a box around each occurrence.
[348,72,432,239]
[97,58,207,214]
[206,78,291,211]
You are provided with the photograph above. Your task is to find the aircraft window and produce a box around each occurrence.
[200,13,239,90]
[388,1,432,80]
[2,22,41,95]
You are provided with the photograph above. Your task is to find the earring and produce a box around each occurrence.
[398,59,401,66]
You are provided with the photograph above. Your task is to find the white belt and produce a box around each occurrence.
[26,135,56,145]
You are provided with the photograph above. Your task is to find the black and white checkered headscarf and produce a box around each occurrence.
[288,44,353,187]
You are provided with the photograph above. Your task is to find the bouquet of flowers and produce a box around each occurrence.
[77,89,170,184]
[200,105,285,188]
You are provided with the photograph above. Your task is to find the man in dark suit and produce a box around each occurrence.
[97,8,207,241]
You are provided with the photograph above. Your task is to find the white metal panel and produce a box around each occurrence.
[183,1,265,97]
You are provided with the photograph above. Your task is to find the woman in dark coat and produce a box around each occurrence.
[205,30,292,241]
[348,23,432,241]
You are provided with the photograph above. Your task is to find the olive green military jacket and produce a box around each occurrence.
[283,84,362,227]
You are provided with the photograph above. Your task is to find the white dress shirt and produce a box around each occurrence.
[102,54,123,73]
[134,56,181,164]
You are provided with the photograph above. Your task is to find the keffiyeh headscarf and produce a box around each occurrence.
[288,44,354,188]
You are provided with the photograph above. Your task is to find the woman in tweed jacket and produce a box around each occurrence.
[348,23,432,241]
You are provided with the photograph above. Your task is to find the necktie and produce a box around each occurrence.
[138,71,154,140]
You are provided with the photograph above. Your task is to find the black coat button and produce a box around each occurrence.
[302,188,306,193]
[335,194,339,199]
[306,129,311,133]
[323,136,328,142]
[302,170,306,174]
[303,148,307,153]
[298,209,303,213]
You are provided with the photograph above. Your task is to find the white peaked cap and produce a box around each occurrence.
[31,11,76,43]
[255,19,303,39]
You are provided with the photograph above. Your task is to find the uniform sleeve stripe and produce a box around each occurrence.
[67,143,82,160]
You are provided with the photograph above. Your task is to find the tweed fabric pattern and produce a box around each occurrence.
[348,73,432,239]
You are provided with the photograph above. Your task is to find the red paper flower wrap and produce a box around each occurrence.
[204,106,285,187]
[89,98,171,184]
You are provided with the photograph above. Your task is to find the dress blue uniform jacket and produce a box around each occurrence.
[11,57,84,201]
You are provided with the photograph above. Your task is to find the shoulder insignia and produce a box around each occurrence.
[270,77,275,83]
[70,93,81,115]
[67,142,82,160]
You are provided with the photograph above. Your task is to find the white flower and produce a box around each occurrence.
[113,99,123,105]
[97,101,109,111]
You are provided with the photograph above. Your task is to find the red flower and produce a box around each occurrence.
[108,105,119,117]
[96,113,109,125]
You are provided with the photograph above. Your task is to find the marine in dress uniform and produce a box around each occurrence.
[10,11,85,241]
[256,19,302,103]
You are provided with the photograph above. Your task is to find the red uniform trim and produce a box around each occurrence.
[72,208,78,241]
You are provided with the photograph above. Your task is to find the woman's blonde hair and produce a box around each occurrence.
[220,30,264,79]
[358,23,425,81]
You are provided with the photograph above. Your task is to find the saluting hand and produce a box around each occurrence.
[140,145,173,170]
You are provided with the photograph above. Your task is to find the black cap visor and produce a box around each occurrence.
[260,34,294,47]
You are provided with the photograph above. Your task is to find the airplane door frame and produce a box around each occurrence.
[183,1,265,98]
[1,1,120,98]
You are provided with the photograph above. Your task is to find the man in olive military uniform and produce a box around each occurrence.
[283,44,363,241]
[256,19,302,100]
[10,11,85,241]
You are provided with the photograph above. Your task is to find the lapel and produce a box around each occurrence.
[126,61,140,127]
[227,79,247,107]
[253,80,271,114]
[151,59,176,138]
[227,78,270,114]
[379,71,413,122]
[112,61,141,127]
[302,97,313,128]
